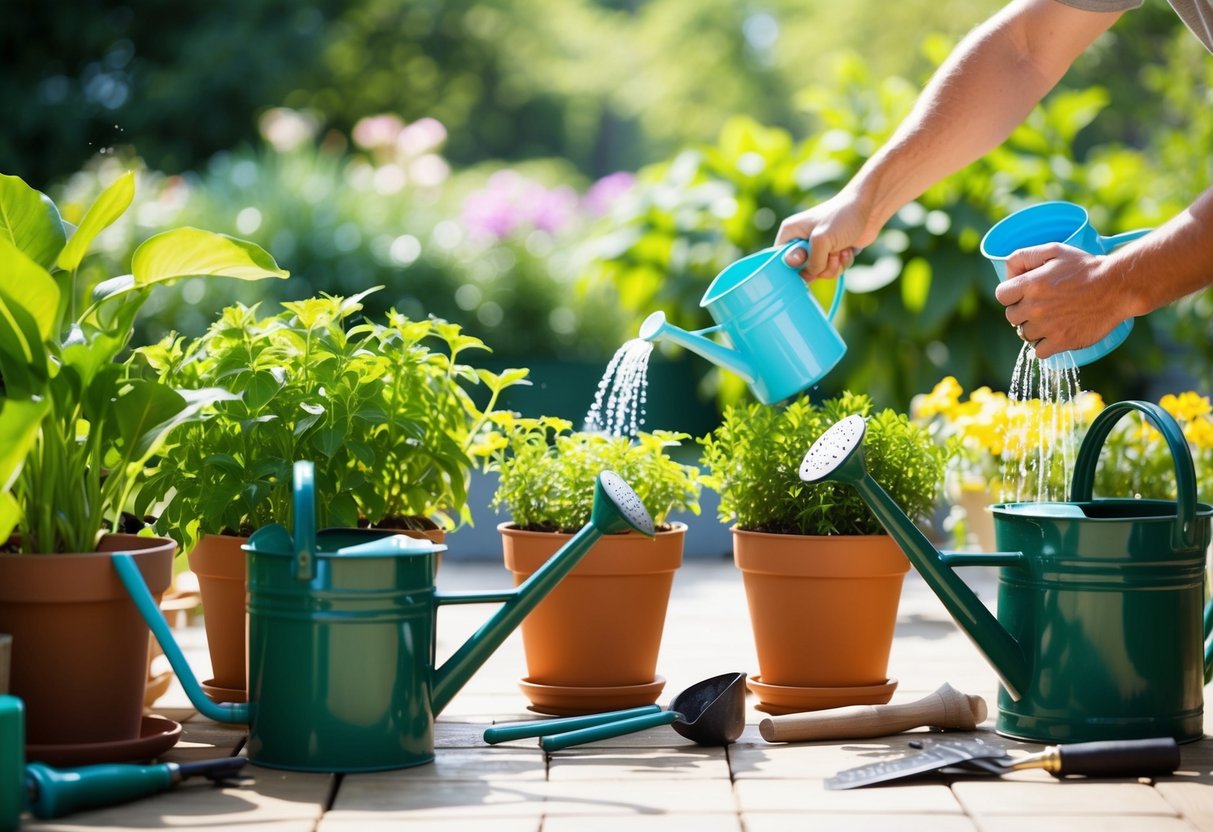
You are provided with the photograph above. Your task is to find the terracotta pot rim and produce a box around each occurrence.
[501,522,685,576]
[729,525,891,542]
[497,521,687,538]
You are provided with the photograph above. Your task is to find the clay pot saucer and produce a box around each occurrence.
[520,676,666,716]
[201,677,249,705]
[747,675,898,715]
[26,715,182,767]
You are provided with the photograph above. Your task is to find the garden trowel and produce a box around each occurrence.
[825,736,1179,790]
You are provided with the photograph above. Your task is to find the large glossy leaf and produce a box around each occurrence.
[0,397,47,542]
[57,170,135,272]
[0,235,61,338]
[0,173,66,270]
[0,397,47,491]
[130,228,289,287]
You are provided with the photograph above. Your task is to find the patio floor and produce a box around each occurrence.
[25,556,1213,831]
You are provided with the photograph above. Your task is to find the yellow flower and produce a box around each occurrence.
[1160,391,1212,422]
[913,376,963,419]
[1184,417,1213,450]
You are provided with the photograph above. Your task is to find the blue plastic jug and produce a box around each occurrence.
[980,202,1150,368]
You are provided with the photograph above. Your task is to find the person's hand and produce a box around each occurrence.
[994,243,1129,360]
[774,191,876,281]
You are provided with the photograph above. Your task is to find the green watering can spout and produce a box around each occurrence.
[430,470,655,715]
[799,415,1032,700]
[112,554,251,725]
[639,311,756,384]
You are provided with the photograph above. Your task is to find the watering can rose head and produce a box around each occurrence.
[486,414,701,533]
[701,391,948,536]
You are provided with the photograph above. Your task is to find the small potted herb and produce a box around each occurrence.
[487,415,701,714]
[133,288,528,699]
[0,170,287,757]
[700,391,949,714]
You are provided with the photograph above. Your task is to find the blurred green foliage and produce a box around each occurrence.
[0,0,1007,187]
[10,0,1213,413]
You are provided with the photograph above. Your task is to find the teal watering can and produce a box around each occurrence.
[799,401,1213,743]
[980,202,1151,369]
[640,240,846,404]
[113,461,655,772]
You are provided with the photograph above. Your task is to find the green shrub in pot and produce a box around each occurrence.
[133,287,530,552]
[700,391,949,535]
[0,169,287,754]
[699,390,953,708]
[487,415,702,532]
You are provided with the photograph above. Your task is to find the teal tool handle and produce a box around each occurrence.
[484,705,662,744]
[540,710,679,752]
[292,460,316,581]
[25,762,174,819]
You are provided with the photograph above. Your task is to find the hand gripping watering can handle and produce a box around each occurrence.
[292,460,317,581]
[781,239,847,321]
[1070,400,1200,551]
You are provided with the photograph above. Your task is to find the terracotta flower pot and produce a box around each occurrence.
[501,523,684,713]
[0,534,174,750]
[733,528,908,692]
[188,534,249,699]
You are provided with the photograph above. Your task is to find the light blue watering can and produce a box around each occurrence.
[639,240,846,405]
[980,201,1151,369]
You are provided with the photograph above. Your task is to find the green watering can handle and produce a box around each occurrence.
[292,460,317,581]
[1070,400,1200,551]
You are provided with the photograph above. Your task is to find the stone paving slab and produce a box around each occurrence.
[19,558,1213,831]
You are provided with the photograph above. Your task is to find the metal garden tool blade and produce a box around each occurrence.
[826,736,1181,789]
[825,739,982,790]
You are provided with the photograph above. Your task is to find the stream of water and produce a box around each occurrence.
[584,338,654,439]
[999,343,1085,503]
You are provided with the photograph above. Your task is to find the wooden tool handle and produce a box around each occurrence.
[758,683,987,743]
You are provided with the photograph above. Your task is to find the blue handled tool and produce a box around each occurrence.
[2,695,248,830]
[484,672,746,752]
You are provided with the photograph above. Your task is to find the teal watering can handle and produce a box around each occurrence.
[292,460,317,581]
[781,239,847,320]
[1098,227,1151,251]
[1070,400,1199,550]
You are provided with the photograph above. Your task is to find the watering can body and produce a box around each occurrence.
[801,401,1213,744]
[640,241,846,404]
[980,201,1151,369]
[989,496,1211,742]
[114,463,654,771]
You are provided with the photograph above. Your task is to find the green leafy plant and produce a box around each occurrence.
[487,415,702,533]
[0,170,288,554]
[133,287,529,552]
[700,391,949,535]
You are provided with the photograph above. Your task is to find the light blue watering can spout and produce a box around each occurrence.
[639,311,755,383]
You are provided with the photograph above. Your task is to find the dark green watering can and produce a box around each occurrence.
[114,461,655,772]
[800,401,1213,743]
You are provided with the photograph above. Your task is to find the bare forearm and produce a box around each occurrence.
[846,0,1121,234]
[1108,187,1213,317]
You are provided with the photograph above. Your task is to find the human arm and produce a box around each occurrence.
[776,0,1125,279]
[997,186,1213,359]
